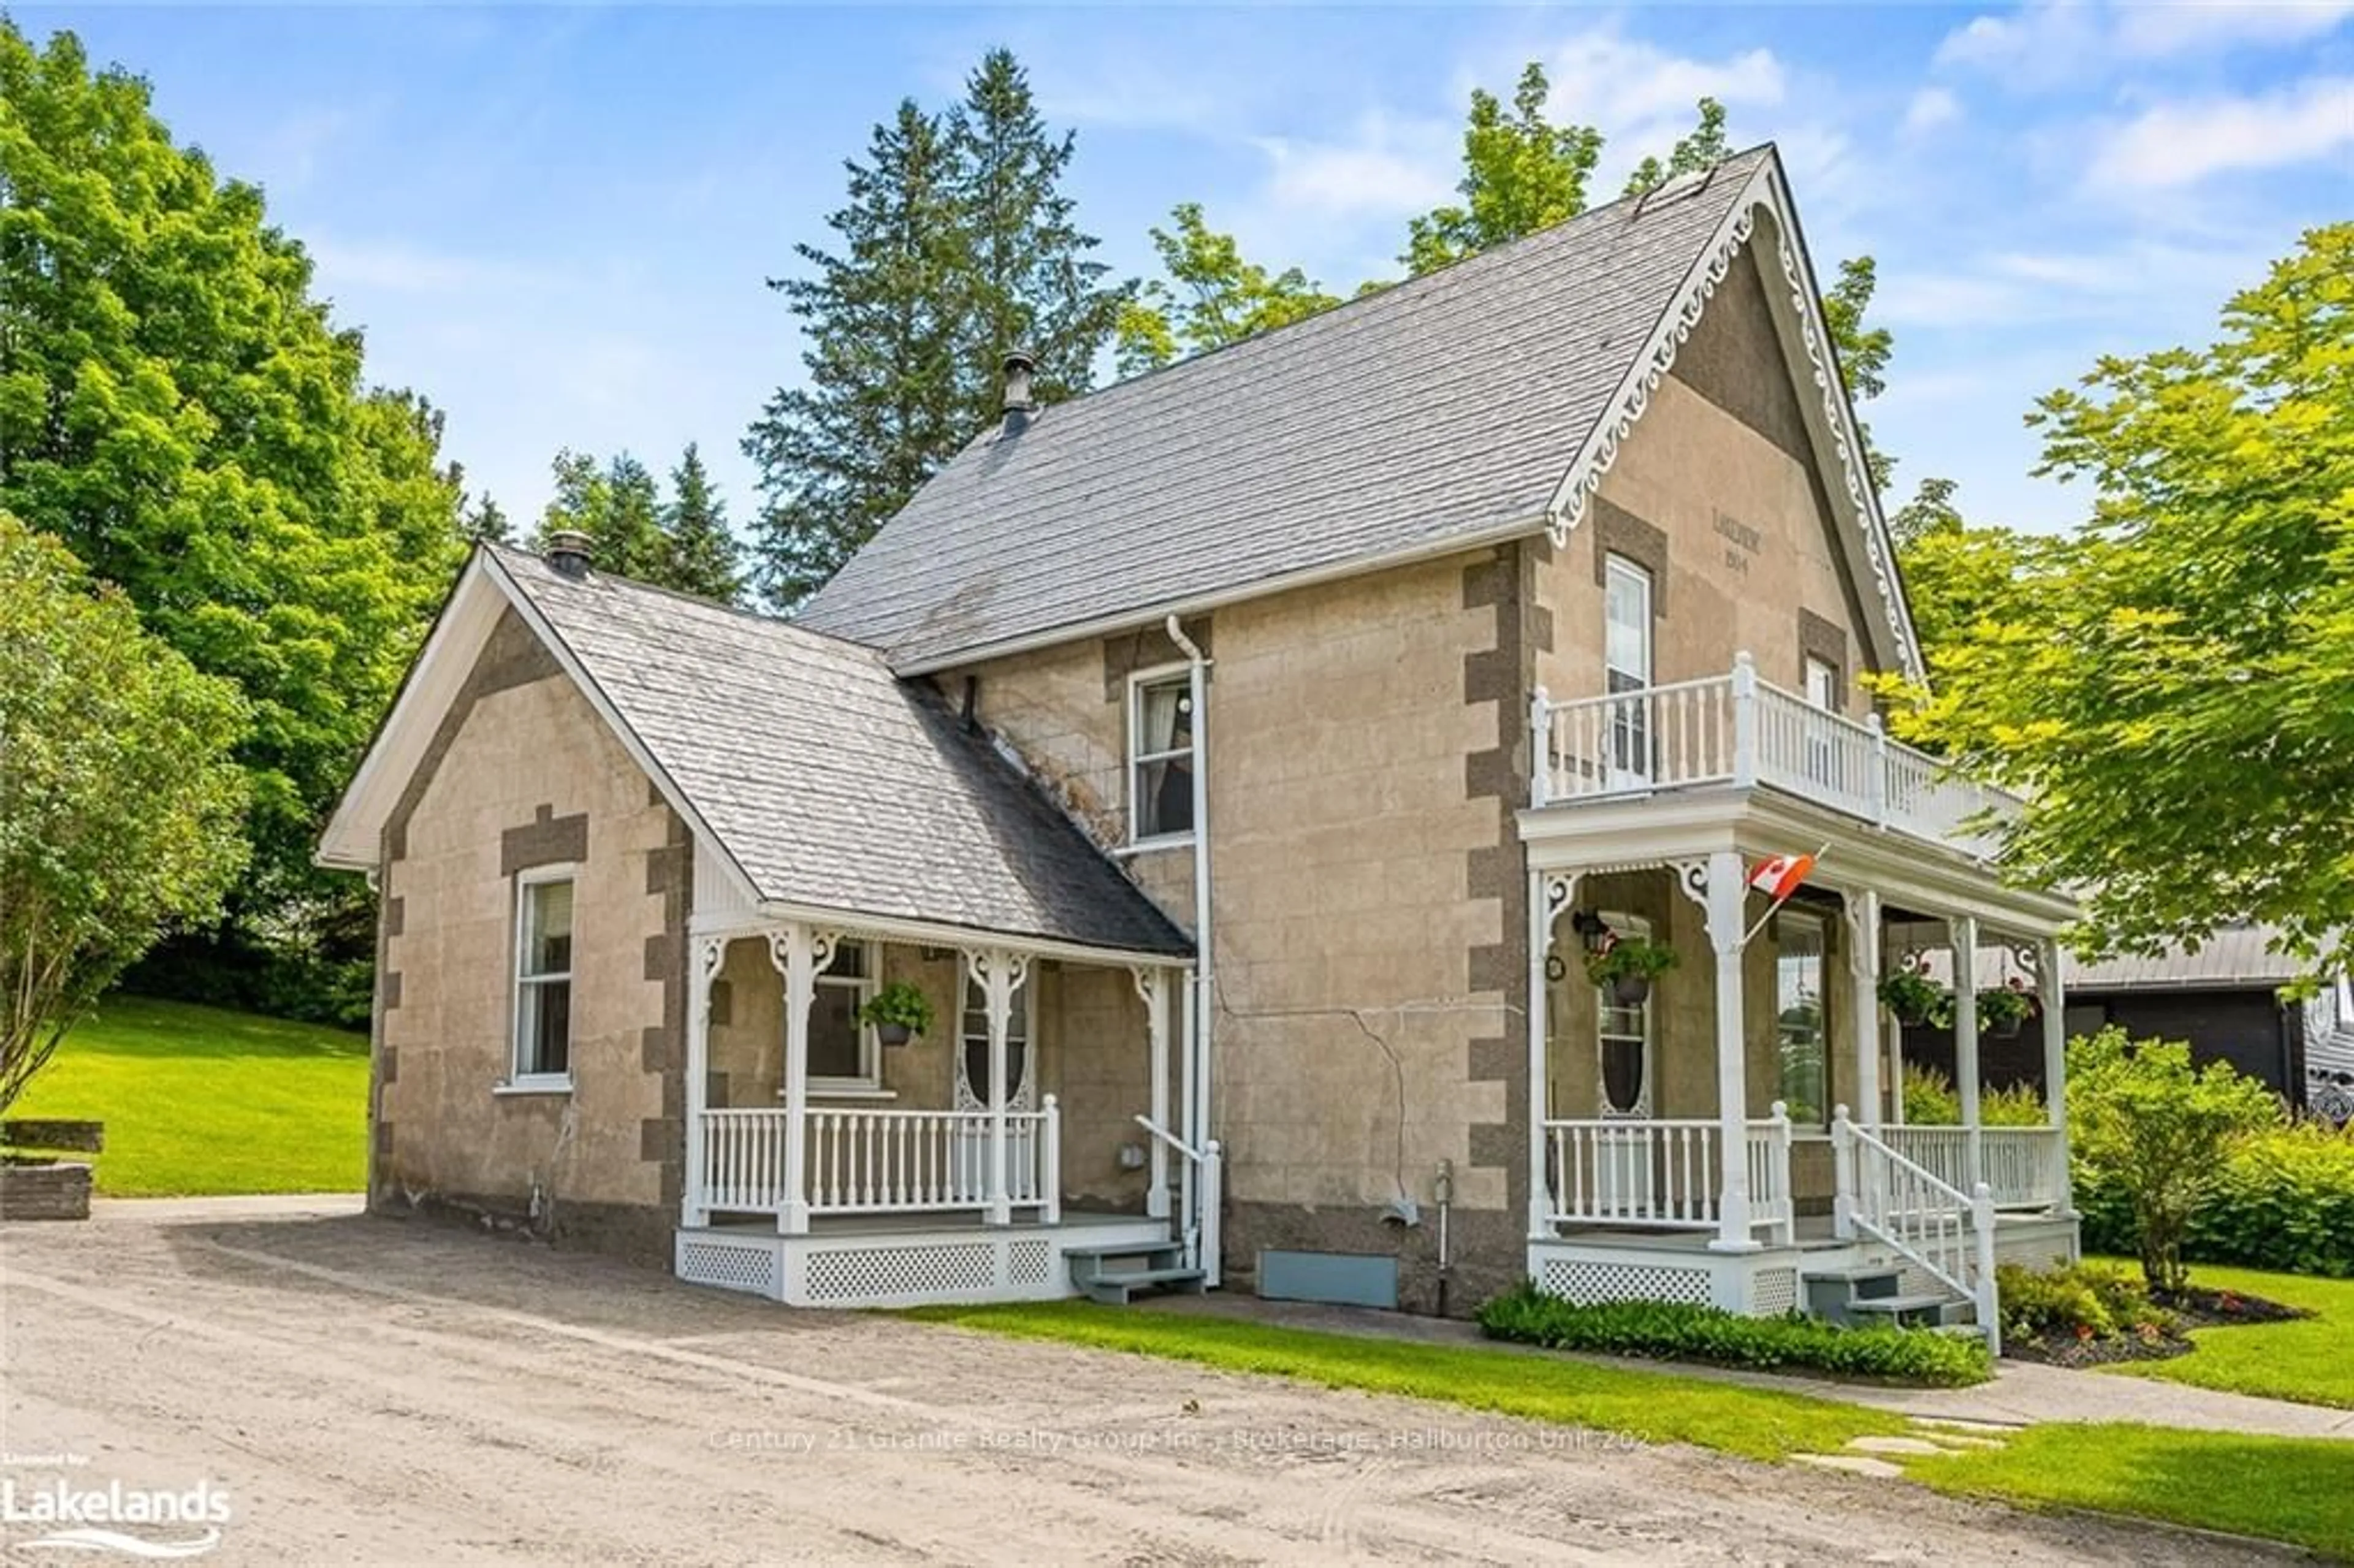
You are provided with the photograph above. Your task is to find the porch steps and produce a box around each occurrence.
[1065,1242,1206,1306]
[1803,1264,1971,1330]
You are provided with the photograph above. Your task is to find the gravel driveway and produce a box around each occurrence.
[0,1200,2289,1564]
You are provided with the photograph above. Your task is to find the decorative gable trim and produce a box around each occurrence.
[1541,153,1925,682]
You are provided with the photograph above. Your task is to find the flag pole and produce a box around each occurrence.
[1739,841,1834,950]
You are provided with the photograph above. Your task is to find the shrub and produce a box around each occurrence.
[2081,1119,2354,1278]
[1477,1282,1991,1387]
[1982,1081,2050,1127]
[1900,1065,2046,1128]
[1997,1261,2172,1346]
[2067,1027,2280,1292]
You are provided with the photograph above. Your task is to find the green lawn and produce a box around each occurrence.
[10,996,368,1196]
[913,1301,2354,1558]
[2099,1259,2354,1411]
[1910,1423,2354,1561]
[905,1301,1915,1463]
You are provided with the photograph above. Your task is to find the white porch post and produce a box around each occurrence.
[1949,915,1983,1193]
[682,934,725,1227]
[2038,935,2075,1217]
[1848,889,1884,1129]
[770,924,835,1236]
[1137,967,1172,1221]
[1704,850,1758,1250]
[1528,869,1564,1238]
[966,948,1030,1227]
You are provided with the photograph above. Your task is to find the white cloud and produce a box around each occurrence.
[1934,0,2101,75]
[1535,31,1786,132]
[1251,113,1456,222]
[2088,75,2354,189]
[1903,88,1963,135]
[2112,0,2354,56]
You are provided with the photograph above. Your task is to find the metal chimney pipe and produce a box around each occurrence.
[544,530,595,579]
[1001,348,1037,436]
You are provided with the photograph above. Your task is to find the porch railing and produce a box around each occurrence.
[1882,1125,2064,1212]
[1530,655,2014,853]
[1541,1105,1792,1236]
[698,1102,1059,1221]
[1835,1109,2000,1352]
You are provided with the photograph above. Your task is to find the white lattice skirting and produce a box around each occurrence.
[674,1220,1170,1309]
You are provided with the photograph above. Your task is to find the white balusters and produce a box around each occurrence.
[695,1106,1058,1219]
[1540,1116,1791,1235]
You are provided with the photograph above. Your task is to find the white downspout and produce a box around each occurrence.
[1166,615,1214,1274]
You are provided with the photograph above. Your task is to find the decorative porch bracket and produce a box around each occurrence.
[966,948,1031,1227]
[769,924,841,1236]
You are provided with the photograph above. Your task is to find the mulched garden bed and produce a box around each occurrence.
[2003,1283,2310,1368]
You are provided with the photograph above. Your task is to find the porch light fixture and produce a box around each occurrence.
[1568,909,1615,953]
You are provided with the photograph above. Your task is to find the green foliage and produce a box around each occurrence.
[1404,63,1604,276]
[2081,1119,2354,1278]
[858,981,936,1037]
[0,21,465,1016]
[1582,934,1679,988]
[2105,1258,2354,1410]
[1887,225,2354,979]
[745,53,1124,609]
[1883,478,2053,663]
[1981,1081,2051,1127]
[531,444,741,602]
[2066,1028,2282,1292]
[0,518,249,1112]
[10,995,367,1194]
[1902,1062,1963,1124]
[1878,969,1951,1026]
[1975,984,2036,1032]
[1477,1282,1990,1387]
[1995,1261,2171,1347]
[1621,98,1729,199]
[1114,204,1342,377]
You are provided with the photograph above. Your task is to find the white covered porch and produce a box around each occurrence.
[1520,657,2081,1344]
[674,869,1216,1309]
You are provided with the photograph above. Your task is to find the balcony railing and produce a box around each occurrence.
[1530,653,2014,853]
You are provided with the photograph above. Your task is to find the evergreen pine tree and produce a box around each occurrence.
[600,452,666,580]
[742,102,966,610]
[662,443,742,603]
[462,492,513,545]
[947,48,1127,417]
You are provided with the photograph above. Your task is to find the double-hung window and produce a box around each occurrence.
[806,940,878,1092]
[511,870,575,1089]
[1802,655,1842,788]
[1129,669,1196,844]
[1603,556,1655,787]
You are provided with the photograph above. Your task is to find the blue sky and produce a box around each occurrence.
[19,3,2353,537]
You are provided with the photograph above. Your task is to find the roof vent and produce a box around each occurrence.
[544,530,595,579]
[1001,348,1036,437]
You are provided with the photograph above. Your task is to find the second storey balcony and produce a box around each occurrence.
[1530,653,2017,858]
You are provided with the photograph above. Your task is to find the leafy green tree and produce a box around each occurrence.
[2068,1029,2282,1293]
[662,443,741,603]
[0,23,465,995]
[948,48,1126,414]
[0,515,249,1111]
[533,449,665,581]
[1115,204,1344,376]
[1885,478,2048,659]
[1404,63,1602,276]
[1894,226,2354,976]
[461,492,512,546]
[1622,97,1730,199]
[744,101,966,609]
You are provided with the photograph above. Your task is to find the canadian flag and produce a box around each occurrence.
[1748,852,1816,902]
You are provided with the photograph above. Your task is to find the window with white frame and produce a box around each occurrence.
[1604,556,1654,784]
[1804,655,1840,710]
[511,871,574,1087]
[806,941,877,1089]
[1129,669,1195,843]
[958,976,1033,1109]
[1775,908,1830,1127]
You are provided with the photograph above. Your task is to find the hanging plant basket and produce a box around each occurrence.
[1585,934,1678,1008]
[859,982,935,1048]
[1877,970,1952,1028]
[1979,986,2035,1040]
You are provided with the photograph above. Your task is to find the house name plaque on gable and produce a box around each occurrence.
[1713,511,1762,576]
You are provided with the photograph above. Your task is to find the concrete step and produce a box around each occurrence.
[1078,1265,1207,1306]
[1848,1293,1962,1328]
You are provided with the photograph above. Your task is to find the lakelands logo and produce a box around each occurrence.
[1,1476,230,1558]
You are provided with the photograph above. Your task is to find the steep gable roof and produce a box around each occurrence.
[799,144,1919,679]
[320,547,1190,959]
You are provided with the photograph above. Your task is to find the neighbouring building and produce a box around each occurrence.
[321,146,2078,1338]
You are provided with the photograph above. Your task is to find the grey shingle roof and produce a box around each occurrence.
[492,547,1190,958]
[797,147,1777,669]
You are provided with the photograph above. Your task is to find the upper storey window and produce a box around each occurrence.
[1130,669,1195,844]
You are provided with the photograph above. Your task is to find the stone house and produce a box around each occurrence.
[321,146,2078,1335]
